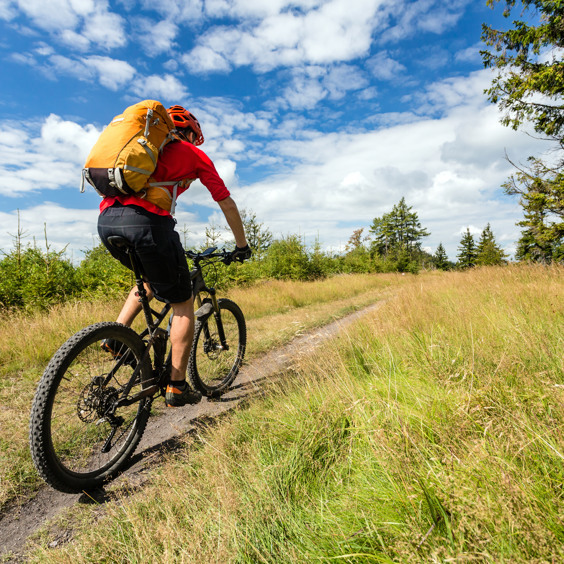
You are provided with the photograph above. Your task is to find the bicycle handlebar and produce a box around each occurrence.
[185,247,233,265]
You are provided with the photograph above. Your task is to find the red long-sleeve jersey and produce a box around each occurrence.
[99,139,230,216]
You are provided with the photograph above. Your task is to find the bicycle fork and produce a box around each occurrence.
[196,290,229,351]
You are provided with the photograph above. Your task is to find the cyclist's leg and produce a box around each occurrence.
[126,213,200,405]
[166,298,201,406]
[169,298,195,382]
[116,283,154,327]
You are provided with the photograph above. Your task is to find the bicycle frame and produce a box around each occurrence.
[106,238,231,409]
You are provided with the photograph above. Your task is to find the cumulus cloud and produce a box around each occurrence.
[271,64,370,110]
[0,0,17,20]
[367,51,406,81]
[455,43,482,64]
[13,49,187,97]
[131,73,189,100]
[135,17,179,56]
[138,0,204,23]
[0,204,100,257]
[184,0,389,73]
[31,53,137,90]
[381,0,467,42]
[80,9,128,50]
[0,115,99,196]
[82,56,137,90]
[1,0,127,50]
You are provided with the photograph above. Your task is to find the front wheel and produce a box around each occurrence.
[188,298,246,397]
[29,322,153,493]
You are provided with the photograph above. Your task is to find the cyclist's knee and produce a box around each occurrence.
[171,298,194,318]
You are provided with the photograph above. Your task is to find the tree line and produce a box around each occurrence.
[0,198,508,312]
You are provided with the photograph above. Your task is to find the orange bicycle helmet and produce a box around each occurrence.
[167,105,204,145]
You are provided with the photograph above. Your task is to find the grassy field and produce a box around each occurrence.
[12,264,561,563]
[0,272,399,510]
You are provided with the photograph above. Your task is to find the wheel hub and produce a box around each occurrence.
[77,376,119,423]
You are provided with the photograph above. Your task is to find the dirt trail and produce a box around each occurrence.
[0,301,383,562]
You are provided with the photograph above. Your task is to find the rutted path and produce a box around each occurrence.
[0,301,384,562]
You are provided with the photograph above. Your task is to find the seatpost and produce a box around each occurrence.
[126,249,156,332]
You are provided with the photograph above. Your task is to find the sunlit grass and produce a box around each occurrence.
[26,264,564,563]
[0,272,398,508]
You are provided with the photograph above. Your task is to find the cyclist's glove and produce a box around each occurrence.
[230,244,252,263]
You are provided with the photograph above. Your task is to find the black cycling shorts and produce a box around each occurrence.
[98,203,192,304]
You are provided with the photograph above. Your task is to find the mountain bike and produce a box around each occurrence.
[29,236,246,493]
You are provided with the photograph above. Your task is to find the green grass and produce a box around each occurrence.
[24,264,564,563]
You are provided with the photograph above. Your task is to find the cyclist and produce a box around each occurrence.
[97,105,251,407]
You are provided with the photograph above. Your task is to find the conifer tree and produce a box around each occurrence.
[481,0,563,262]
[514,206,564,262]
[476,223,508,265]
[369,197,430,258]
[457,228,477,269]
[433,242,450,270]
[239,209,273,259]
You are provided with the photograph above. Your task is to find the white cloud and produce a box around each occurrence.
[183,45,232,73]
[38,114,100,163]
[381,0,466,42]
[14,50,186,97]
[0,68,536,261]
[0,115,99,196]
[33,53,137,90]
[138,0,204,22]
[455,43,482,64]
[367,51,406,81]
[191,98,274,144]
[228,71,536,258]
[135,17,179,56]
[82,56,136,90]
[410,68,493,116]
[324,65,370,99]
[0,0,127,51]
[0,204,99,258]
[130,74,189,101]
[184,0,389,73]
[271,64,369,110]
[58,29,92,51]
[80,9,128,49]
[9,0,79,30]
[278,67,328,110]
[0,0,17,20]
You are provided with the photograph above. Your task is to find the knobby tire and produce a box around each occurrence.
[188,298,246,397]
[29,322,153,493]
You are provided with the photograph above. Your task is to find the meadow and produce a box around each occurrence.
[0,271,399,509]
[1,265,562,562]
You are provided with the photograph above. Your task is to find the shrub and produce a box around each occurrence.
[262,235,311,280]
[76,243,134,298]
[0,246,80,310]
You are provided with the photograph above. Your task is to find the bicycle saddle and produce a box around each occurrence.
[106,235,134,250]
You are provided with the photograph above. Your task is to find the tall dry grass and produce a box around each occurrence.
[26,264,563,563]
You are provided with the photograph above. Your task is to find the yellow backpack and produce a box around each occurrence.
[81,100,176,198]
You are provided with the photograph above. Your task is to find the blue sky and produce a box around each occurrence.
[0,0,542,261]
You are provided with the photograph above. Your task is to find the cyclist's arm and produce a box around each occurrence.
[217,196,248,248]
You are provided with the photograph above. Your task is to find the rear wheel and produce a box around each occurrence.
[29,323,153,493]
[188,298,246,397]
